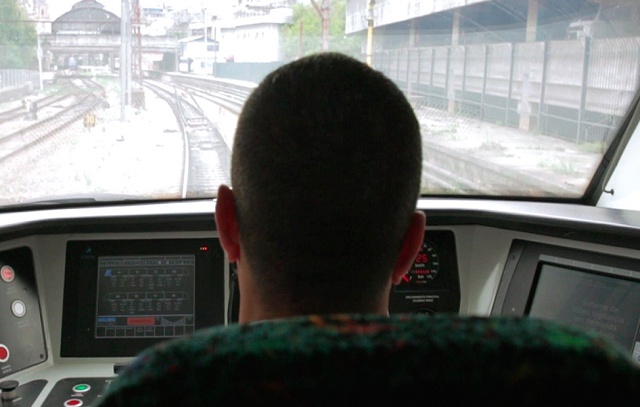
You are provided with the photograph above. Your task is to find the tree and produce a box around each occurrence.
[281,0,361,61]
[0,0,37,69]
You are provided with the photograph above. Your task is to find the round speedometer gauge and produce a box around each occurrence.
[397,241,440,291]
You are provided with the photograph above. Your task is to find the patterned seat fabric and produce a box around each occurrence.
[98,314,640,406]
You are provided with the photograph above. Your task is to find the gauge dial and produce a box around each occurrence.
[398,241,440,291]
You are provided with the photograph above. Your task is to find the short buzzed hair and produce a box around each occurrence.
[232,53,422,313]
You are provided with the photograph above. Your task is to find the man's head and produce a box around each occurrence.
[216,53,425,322]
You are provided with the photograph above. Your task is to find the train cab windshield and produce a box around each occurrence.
[0,0,638,208]
[2,0,640,405]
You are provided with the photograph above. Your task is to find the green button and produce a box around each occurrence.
[73,384,90,392]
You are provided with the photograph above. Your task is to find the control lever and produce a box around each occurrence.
[0,380,18,402]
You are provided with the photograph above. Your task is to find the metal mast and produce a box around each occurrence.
[120,0,132,123]
[132,0,143,85]
[311,0,330,51]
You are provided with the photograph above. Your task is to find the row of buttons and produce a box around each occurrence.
[64,384,92,407]
[1,265,26,318]
[1,266,16,366]
[3,262,90,406]
[2,266,17,375]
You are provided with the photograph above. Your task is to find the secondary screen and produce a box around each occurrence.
[529,264,640,352]
[95,254,196,339]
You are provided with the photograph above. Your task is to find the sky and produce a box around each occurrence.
[47,0,234,20]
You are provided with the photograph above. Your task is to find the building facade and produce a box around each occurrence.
[219,5,293,62]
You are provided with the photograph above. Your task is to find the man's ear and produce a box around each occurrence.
[215,185,241,262]
[391,211,426,285]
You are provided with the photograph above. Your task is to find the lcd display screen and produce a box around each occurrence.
[95,254,196,339]
[529,264,640,352]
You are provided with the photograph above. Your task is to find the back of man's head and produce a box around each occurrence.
[231,52,422,314]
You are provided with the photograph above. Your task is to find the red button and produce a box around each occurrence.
[1,266,14,283]
[64,399,83,407]
[0,344,9,363]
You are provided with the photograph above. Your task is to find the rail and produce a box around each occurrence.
[0,79,104,164]
[149,72,254,116]
[150,71,584,197]
[143,79,230,198]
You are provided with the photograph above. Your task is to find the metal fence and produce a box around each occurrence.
[0,69,39,89]
[374,37,640,144]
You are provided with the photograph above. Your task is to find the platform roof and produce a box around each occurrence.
[346,0,491,34]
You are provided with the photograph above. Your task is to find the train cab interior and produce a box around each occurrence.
[1,0,640,405]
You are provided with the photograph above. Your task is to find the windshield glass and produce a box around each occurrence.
[0,0,638,206]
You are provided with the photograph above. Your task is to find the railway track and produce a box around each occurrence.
[157,72,585,198]
[0,79,106,164]
[162,74,250,115]
[0,93,71,124]
[0,71,599,199]
[143,80,230,198]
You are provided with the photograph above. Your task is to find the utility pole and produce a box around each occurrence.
[203,7,208,75]
[36,31,43,91]
[311,0,330,51]
[120,0,132,126]
[366,0,375,66]
[298,20,304,58]
[133,0,142,85]
[35,12,46,91]
[212,15,218,76]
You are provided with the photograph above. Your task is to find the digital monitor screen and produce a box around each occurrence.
[492,240,640,364]
[529,264,640,353]
[62,239,225,357]
[95,254,197,339]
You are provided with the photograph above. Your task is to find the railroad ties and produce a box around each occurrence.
[0,79,105,164]
[157,72,585,198]
[143,80,230,198]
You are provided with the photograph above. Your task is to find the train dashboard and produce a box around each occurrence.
[4,0,640,404]
[1,198,640,405]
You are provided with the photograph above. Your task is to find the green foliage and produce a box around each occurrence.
[537,158,578,176]
[579,141,607,154]
[0,0,37,69]
[281,0,361,61]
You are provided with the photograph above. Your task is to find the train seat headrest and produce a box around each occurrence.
[97,314,640,406]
